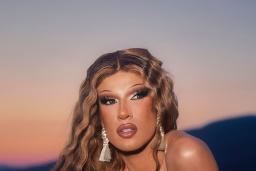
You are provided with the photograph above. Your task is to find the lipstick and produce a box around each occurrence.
[117,123,137,138]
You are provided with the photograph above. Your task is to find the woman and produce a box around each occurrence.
[52,48,219,171]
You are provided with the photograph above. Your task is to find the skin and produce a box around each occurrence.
[97,70,156,151]
[97,70,219,171]
[163,130,219,171]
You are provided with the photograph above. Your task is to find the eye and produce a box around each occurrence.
[99,96,117,105]
[131,88,150,100]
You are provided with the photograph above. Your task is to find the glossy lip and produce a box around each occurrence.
[117,123,137,139]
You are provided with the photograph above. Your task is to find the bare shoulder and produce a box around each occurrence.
[165,130,207,153]
[165,130,219,171]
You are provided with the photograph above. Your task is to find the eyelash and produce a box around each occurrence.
[99,88,150,105]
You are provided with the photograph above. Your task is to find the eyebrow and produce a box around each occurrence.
[99,83,145,93]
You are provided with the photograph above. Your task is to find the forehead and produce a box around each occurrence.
[97,70,146,91]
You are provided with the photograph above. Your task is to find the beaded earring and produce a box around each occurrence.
[99,127,111,162]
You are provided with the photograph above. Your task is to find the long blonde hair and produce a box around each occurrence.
[52,48,179,171]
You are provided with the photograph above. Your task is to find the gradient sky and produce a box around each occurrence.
[0,0,255,167]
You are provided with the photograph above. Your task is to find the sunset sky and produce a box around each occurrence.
[0,0,255,167]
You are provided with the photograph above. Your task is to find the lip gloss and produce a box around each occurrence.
[117,123,137,138]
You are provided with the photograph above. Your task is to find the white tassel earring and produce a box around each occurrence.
[157,114,165,151]
[99,127,111,162]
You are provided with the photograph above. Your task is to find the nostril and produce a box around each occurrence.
[118,112,132,120]
[118,113,127,119]
[118,103,131,119]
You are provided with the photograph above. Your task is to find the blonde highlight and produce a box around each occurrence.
[52,48,179,171]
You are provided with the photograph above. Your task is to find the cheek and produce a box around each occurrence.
[132,97,157,134]
[99,104,118,130]
[132,96,155,120]
[99,105,121,145]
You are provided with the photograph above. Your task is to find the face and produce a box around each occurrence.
[97,70,157,152]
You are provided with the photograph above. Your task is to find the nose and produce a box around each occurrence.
[118,100,132,120]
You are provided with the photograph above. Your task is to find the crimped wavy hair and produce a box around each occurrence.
[52,48,179,171]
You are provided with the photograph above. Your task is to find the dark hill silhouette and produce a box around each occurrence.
[0,161,55,171]
[1,114,255,171]
[186,114,256,171]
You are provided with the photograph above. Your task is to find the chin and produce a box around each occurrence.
[112,138,151,154]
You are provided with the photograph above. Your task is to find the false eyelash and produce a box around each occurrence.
[98,87,151,105]
[132,87,151,99]
[99,96,116,105]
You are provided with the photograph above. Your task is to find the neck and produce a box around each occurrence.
[122,145,155,171]
[120,140,165,171]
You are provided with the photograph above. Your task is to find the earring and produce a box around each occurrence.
[157,114,165,151]
[99,127,111,162]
